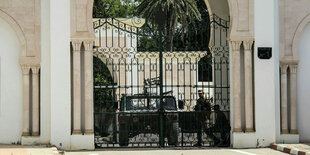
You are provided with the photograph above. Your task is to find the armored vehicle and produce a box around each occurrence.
[118,94,180,146]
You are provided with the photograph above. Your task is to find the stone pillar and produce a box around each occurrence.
[22,66,31,136]
[232,41,242,132]
[72,41,82,134]
[289,64,298,134]
[32,66,40,136]
[244,40,254,132]
[280,64,289,134]
[83,41,94,134]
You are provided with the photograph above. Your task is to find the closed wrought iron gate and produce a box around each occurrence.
[93,14,230,148]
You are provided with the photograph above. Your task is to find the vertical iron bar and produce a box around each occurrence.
[159,23,164,147]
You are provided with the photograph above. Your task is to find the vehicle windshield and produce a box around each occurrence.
[126,97,176,110]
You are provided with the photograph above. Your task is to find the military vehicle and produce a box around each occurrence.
[118,78,182,146]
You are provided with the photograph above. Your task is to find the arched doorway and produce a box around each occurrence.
[0,16,23,143]
[297,22,310,142]
[92,0,230,148]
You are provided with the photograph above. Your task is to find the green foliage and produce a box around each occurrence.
[198,54,213,82]
[136,0,202,51]
[93,0,142,18]
[93,0,210,52]
[171,0,211,51]
[93,57,116,137]
[137,0,201,27]
[138,36,159,51]
[93,57,115,112]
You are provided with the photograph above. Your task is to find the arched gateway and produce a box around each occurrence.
[2,0,299,150]
[69,0,256,149]
[92,0,230,148]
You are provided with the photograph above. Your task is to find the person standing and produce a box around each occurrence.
[194,90,211,146]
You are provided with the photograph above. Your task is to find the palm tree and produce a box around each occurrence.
[137,0,202,51]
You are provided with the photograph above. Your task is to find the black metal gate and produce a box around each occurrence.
[93,14,230,148]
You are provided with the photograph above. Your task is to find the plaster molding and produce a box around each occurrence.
[243,40,254,51]
[280,65,288,74]
[228,0,254,41]
[292,13,310,61]
[0,0,41,59]
[231,40,242,51]
[19,56,40,66]
[204,0,213,17]
[31,66,40,74]
[280,1,310,66]
[0,9,27,57]
[83,40,93,52]
[280,59,299,66]
[86,0,95,37]
[21,66,31,75]
[289,65,298,74]
[71,41,83,52]
[71,0,95,41]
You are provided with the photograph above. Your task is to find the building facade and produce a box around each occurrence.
[0,0,309,150]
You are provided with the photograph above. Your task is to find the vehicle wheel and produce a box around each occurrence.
[168,121,179,146]
[119,123,129,146]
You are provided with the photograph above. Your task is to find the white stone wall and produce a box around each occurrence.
[0,16,23,144]
[232,0,277,148]
[40,0,51,144]
[277,0,310,143]
[297,22,310,143]
[50,0,71,149]
[253,0,277,146]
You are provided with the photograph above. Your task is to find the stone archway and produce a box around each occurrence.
[71,0,255,149]
[0,8,41,141]
[0,9,26,57]
[0,13,23,144]
[279,14,310,137]
[206,0,256,135]
[292,14,310,61]
[297,21,310,142]
[291,14,310,142]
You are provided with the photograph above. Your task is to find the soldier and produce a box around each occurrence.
[194,90,211,146]
[206,105,230,146]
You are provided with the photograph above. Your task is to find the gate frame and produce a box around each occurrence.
[69,0,256,150]
[92,10,228,148]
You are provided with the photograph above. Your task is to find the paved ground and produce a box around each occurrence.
[65,148,286,155]
[277,143,310,152]
[0,145,59,155]
[0,145,290,155]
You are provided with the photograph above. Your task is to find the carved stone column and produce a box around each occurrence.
[289,64,298,134]
[244,40,254,132]
[280,64,289,134]
[84,41,94,134]
[72,41,82,134]
[32,66,40,136]
[232,41,242,132]
[22,66,31,136]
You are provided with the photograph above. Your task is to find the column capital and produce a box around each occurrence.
[71,40,82,52]
[21,66,31,75]
[83,40,94,52]
[231,40,242,51]
[243,40,254,51]
[281,64,288,74]
[289,64,298,74]
[31,66,40,74]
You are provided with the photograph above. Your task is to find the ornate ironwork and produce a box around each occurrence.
[93,14,230,148]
